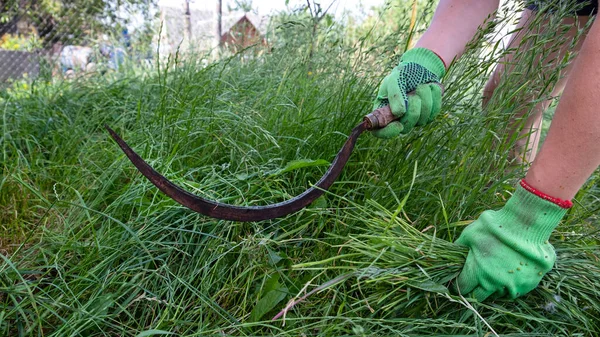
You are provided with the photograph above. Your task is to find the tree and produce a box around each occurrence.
[228,0,256,15]
[345,0,437,50]
[269,1,339,63]
[0,0,156,49]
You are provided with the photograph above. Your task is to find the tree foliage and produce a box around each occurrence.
[0,0,155,48]
[267,0,438,72]
[345,0,438,52]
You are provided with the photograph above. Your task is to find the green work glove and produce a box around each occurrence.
[372,47,445,139]
[454,181,572,301]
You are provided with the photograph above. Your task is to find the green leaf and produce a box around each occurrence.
[268,159,330,177]
[266,246,283,266]
[235,173,254,181]
[308,196,328,209]
[262,273,280,296]
[249,287,288,322]
[135,330,175,337]
[407,280,449,294]
[87,294,114,316]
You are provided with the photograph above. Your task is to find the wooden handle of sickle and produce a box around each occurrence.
[363,105,396,130]
[363,84,444,130]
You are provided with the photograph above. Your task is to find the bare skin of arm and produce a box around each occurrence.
[415,0,500,65]
[525,17,600,200]
[413,0,599,200]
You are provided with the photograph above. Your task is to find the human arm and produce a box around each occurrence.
[524,13,600,200]
[415,0,501,66]
[455,16,600,301]
[374,0,501,138]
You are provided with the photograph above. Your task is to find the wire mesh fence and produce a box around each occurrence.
[0,1,154,83]
[1,0,520,87]
[0,1,264,85]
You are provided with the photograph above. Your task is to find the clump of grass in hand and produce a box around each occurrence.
[284,194,599,334]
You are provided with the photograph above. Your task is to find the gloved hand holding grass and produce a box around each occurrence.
[376,0,600,307]
[372,47,446,138]
[454,180,573,301]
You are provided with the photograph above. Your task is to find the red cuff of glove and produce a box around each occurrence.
[520,179,573,209]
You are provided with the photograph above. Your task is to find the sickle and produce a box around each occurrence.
[106,105,396,222]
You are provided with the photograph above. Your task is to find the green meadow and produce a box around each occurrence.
[1,1,599,335]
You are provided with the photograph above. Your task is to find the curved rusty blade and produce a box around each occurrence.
[105,122,368,222]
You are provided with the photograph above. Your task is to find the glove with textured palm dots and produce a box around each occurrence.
[372,47,446,138]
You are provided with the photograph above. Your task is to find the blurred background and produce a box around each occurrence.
[0,0,519,84]
[0,0,394,83]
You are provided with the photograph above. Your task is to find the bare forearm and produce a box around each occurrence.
[415,0,500,65]
[525,18,600,200]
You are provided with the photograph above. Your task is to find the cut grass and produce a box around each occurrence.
[1,1,599,336]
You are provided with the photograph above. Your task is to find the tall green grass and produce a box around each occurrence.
[1,1,599,335]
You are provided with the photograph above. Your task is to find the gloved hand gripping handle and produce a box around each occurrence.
[365,84,443,130]
[364,105,396,130]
